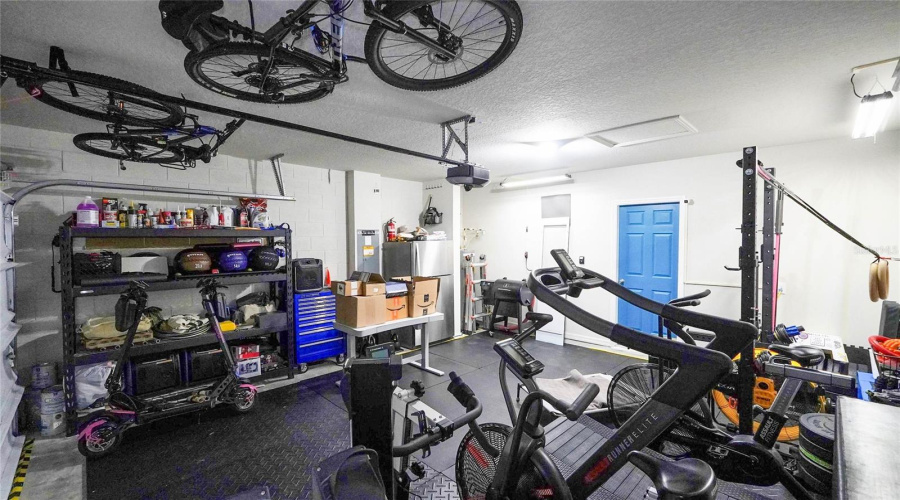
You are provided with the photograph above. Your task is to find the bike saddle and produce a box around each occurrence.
[627,451,717,500]
[159,0,226,51]
[524,311,553,325]
[767,344,824,368]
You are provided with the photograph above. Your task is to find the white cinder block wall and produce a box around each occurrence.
[462,132,900,348]
[1,123,347,380]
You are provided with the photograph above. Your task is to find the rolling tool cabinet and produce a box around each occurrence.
[294,289,345,373]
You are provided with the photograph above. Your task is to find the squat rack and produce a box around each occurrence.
[734,146,892,434]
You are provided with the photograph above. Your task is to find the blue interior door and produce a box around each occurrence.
[617,203,679,333]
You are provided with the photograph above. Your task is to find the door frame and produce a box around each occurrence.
[612,197,688,324]
[535,217,570,344]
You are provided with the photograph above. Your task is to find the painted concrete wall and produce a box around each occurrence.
[461,132,900,348]
[1,123,347,381]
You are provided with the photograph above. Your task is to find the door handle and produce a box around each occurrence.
[619,279,625,285]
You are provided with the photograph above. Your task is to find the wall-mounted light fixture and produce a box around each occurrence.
[852,91,894,139]
[498,174,573,190]
[850,56,899,139]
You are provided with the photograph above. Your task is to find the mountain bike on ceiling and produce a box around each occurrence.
[72,115,244,170]
[158,0,523,103]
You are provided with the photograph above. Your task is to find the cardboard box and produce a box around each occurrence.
[236,358,261,379]
[349,271,386,296]
[332,280,359,296]
[336,295,386,328]
[232,344,260,361]
[385,295,409,322]
[397,277,440,318]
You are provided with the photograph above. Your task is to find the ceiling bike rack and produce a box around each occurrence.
[1,51,476,169]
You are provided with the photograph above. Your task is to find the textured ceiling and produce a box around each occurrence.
[1,1,898,182]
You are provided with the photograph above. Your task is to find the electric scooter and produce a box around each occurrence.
[77,279,258,458]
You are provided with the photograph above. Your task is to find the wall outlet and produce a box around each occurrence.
[579,256,585,264]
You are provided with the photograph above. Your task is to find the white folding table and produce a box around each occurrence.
[334,312,446,376]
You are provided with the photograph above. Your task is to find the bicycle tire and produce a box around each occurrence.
[73,133,183,164]
[184,42,334,104]
[364,0,523,91]
[21,71,183,127]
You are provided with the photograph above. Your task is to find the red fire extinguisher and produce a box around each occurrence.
[387,218,397,242]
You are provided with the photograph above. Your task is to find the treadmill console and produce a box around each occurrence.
[550,249,584,280]
[493,339,544,378]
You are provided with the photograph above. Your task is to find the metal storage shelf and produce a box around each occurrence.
[74,325,289,365]
[69,227,287,238]
[73,271,287,297]
[58,224,294,435]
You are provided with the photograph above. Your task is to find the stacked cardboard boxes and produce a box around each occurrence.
[333,273,440,328]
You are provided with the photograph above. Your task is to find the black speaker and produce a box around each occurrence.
[880,300,900,339]
[293,258,323,292]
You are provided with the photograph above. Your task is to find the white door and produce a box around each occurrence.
[535,217,569,345]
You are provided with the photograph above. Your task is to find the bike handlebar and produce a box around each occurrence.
[392,372,483,457]
[560,383,600,420]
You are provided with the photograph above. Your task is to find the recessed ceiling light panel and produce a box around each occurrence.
[585,115,698,148]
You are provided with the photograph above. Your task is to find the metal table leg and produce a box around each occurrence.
[406,323,444,376]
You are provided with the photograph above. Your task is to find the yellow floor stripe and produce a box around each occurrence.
[7,439,34,500]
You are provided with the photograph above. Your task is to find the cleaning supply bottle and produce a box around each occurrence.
[209,205,220,227]
[126,201,137,228]
[76,196,100,228]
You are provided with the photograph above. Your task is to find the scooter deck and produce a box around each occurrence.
[543,415,791,500]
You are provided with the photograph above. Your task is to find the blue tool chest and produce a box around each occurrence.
[294,289,345,368]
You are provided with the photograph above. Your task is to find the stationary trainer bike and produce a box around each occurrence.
[77,279,257,458]
[452,249,771,500]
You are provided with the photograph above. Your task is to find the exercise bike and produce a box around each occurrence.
[607,291,855,499]
[451,249,774,500]
[77,279,258,458]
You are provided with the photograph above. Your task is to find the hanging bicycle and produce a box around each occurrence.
[72,115,244,170]
[158,0,523,103]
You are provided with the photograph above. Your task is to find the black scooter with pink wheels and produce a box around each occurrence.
[77,279,257,458]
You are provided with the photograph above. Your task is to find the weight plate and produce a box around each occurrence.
[799,413,835,453]
[798,449,833,486]
[799,433,833,465]
[798,460,832,495]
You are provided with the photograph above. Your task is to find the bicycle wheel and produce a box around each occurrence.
[21,71,183,126]
[364,0,523,91]
[184,42,334,103]
[73,133,183,164]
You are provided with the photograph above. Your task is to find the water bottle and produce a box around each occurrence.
[75,196,100,228]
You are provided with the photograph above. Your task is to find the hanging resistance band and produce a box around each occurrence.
[755,167,890,261]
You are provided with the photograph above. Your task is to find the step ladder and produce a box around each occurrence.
[463,252,490,335]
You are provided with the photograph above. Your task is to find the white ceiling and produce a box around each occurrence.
[1,1,899,182]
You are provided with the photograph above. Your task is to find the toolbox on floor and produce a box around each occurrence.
[295,290,345,367]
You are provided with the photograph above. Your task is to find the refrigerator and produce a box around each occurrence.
[382,241,455,345]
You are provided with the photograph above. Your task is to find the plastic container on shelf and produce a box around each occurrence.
[75,196,100,228]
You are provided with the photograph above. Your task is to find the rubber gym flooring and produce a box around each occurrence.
[85,333,642,499]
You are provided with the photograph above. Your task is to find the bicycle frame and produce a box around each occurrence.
[207,0,457,80]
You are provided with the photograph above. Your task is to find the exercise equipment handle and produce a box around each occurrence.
[563,383,600,420]
[392,372,483,457]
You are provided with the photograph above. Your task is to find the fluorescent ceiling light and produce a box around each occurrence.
[499,174,572,189]
[852,91,894,139]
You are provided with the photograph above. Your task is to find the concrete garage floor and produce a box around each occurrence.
[18,333,640,500]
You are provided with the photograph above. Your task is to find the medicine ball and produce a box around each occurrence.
[248,246,279,271]
[218,250,248,272]
[175,250,212,274]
